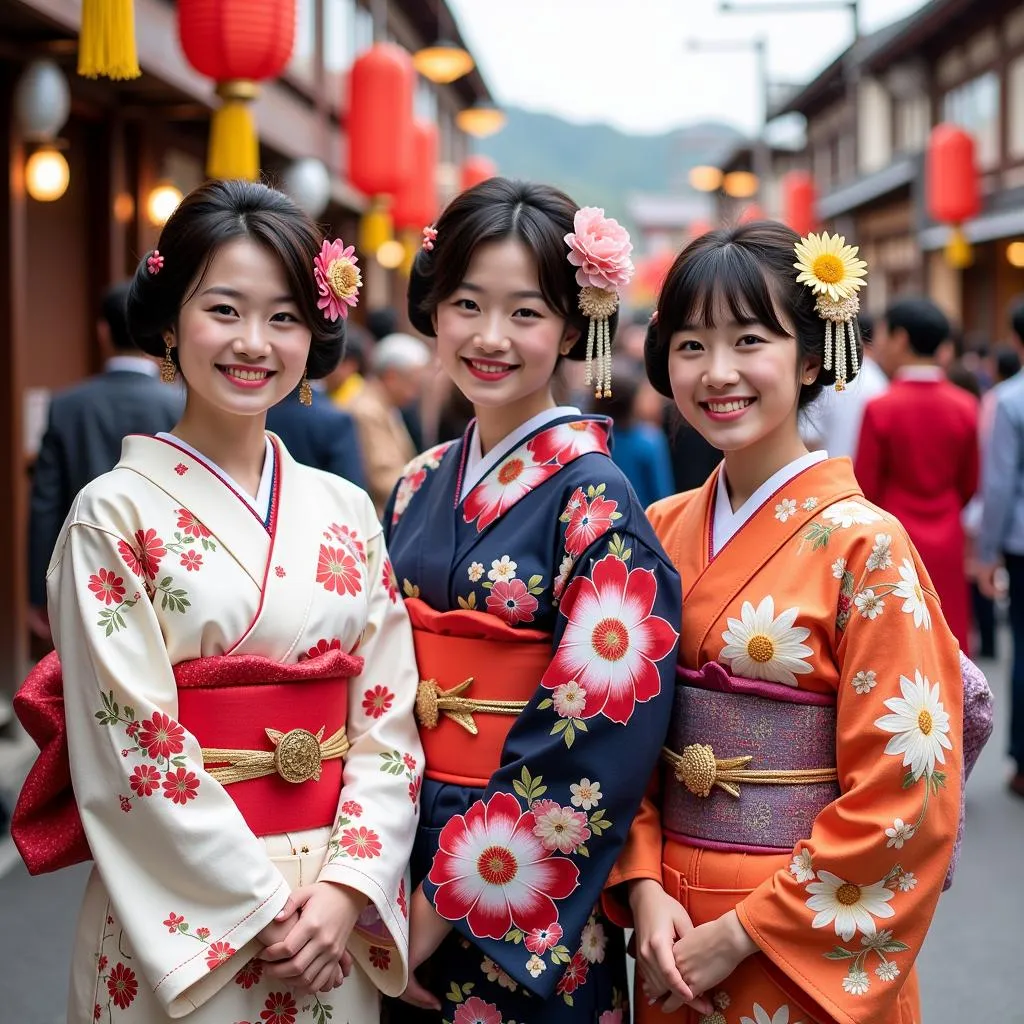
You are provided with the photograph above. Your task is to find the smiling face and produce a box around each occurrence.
[667,291,816,460]
[434,237,578,434]
[169,238,312,421]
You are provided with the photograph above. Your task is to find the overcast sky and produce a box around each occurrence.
[448,0,930,134]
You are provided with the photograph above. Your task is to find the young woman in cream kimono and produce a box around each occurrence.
[607,223,964,1024]
[38,181,421,1023]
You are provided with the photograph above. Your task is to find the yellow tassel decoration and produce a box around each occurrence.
[944,226,974,270]
[78,0,141,80]
[207,81,260,182]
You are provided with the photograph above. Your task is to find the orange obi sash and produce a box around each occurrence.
[12,647,362,875]
[406,598,551,787]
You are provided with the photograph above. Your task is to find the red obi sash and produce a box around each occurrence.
[12,647,363,875]
[406,598,550,787]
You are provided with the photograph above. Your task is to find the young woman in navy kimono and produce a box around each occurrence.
[384,178,688,1022]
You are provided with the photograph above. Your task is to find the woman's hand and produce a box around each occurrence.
[260,883,367,996]
[661,910,758,1013]
[399,885,451,1011]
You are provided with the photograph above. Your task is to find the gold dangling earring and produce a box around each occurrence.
[160,344,176,384]
[299,369,313,407]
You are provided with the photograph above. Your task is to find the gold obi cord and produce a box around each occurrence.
[415,677,528,734]
[203,726,349,785]
[662,742,838,799]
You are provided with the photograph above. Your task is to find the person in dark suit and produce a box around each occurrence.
[27,281,184,639]
[265,381,367,488]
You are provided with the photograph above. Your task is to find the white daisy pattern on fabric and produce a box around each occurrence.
[875,671,952,780]
[569,778,602,810]
[822,501,883,528]
[884,818,916,849]
[488,556,517,582]
[893,558,932,630]
[720,596,813,687]
[804,870,895,940]
[790,848,815,883]
[897,871,917,891]
[831,558,847,579]
[852,669,877,694]
[854,590,884,619]
[775,498,798,522]
[526,954,546,978]
[876,961,901,981]
[468,561,484,582]
[803,497,819,511]
[866,533,894,572]
[842,970,870,996]
[740,1004,804,1024]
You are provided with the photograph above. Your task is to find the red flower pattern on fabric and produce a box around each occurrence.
[261,991,297,1024]
[93,1003,102,1020]
[526,419,608,465]
[163,912,185,932]
[563,489,620,558]
[428,791,579,940]
[195,927,210,940]
[106,963,138,1009]
[403,753,417,771]
[304,638,341,661]
[525,922,563,954]
[382,558,399,603]
[409,775,422,805]
[130,764,161,798]
[180,550,203,572]
[397,878,408,918]
[316,544,362,596]
[162,767,200,805]
[340,826,382,859]
[117,540,143,577]
[275,565,286,577]
[454,995,503,1024]
[368,946,391,971]
[88,568,126,605]
[329,523,367,563]
[132,528,166,579]
[556,951,589,995]
[138,712,186,760]
[362,685,395,719]
[205,941,235,971]
[341,800,363,817]
[545,554,677,724]
[463,448,558,532]
[174,463,188,476]
[485,578,539,625]
[235,958,264,988]
[175,509,211,538]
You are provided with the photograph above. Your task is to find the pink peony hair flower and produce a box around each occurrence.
[314,239,362,322]
[421,225,438,251]
[146,250,164,275]
[565,207,634,292]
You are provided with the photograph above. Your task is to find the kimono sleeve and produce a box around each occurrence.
[736,522,963,1024]
[317,520,423,996]
[48,508,289,1018]
[421,499,681,999]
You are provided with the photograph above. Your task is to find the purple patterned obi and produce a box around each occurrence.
[662,661,840,853]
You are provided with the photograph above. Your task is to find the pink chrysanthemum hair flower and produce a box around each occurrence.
[565,207,634,292]
[314,239,362,322]
[421,225,438,251]
[146,250,164,275]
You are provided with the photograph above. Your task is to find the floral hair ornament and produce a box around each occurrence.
[146,250,164,275]
[314,238,362,322]
[421,225,438,252]
[565,207,634,399]
[793,232,868,391]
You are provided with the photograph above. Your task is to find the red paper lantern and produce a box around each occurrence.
[460,154,498,192]
[926,124,980,224]
[178,0,295,180]
[347,43,415,197]
[782,170,817,237]
[392,120,439,230]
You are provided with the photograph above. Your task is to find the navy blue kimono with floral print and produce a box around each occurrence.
[383,414,681,1024]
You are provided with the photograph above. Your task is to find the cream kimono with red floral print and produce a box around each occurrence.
[613,457,963,1024]
[48,433,421,1023]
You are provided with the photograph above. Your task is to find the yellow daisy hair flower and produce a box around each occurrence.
[793,231,868,302]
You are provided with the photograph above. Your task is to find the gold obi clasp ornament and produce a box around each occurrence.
[663,742,839,799]
[415,677,528,735]
[203,725,350,786]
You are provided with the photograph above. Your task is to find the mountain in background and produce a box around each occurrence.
[474,107,745,227]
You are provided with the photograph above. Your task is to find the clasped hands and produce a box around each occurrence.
[628,878,757,1015]
[256,881,367,996]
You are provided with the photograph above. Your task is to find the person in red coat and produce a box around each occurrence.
[855,297,979,652]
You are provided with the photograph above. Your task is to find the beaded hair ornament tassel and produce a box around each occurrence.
[565,207,635,400]
[793,231,868,391]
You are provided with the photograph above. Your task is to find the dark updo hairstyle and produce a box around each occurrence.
[127,179,345,379]
[407,177,618,359]
[644,220,862,409]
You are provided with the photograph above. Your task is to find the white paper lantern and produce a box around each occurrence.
[14,60,71,142]
[282,158,331,218]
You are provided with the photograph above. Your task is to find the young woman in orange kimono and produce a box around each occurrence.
[605,222,964,1024]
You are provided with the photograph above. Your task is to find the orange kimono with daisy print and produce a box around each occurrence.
[607,456,962,1024]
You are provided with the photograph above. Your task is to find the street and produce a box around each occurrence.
[0,641,1021,1023]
